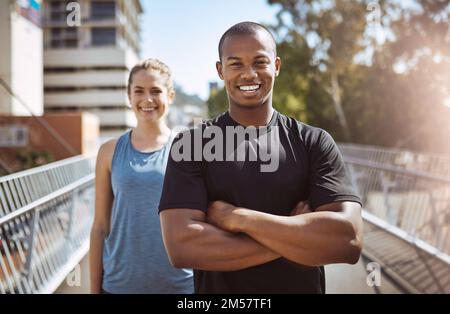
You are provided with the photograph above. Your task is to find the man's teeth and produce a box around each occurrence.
[239,85,260,91]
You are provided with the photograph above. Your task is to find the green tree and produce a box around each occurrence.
[267,0,450,153]
[207,87,228,118]
[269,0,369,140]
[273,32,314,123]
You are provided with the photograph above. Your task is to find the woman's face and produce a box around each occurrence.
[128,69,174,124]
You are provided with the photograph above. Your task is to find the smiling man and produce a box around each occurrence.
[158,22,363,294]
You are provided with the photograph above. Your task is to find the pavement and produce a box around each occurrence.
[55,253,401,294]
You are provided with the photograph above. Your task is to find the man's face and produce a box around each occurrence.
[216,31,281,109]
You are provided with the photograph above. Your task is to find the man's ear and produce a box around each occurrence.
[275,57,281,77]
[216,61,224,80]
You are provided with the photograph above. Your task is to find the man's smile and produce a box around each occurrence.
[238,84,261,95]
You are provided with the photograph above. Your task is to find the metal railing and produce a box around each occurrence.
[1,143,449,293]
[0,156,95,294]
[340,143,450,293]
[340,143,450,178]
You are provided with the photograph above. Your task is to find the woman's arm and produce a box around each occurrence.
[89,140,116,294]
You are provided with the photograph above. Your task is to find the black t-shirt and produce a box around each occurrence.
[159,110,361,294]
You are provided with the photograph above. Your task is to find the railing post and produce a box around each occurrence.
[65,189,76,246]
[378,172,397,225]
[22,209,40,292]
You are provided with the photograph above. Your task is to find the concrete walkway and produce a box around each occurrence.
[325,256,401,294]
[55,253,401,294]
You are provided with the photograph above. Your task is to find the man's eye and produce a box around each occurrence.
[135,90,143,93]
[256,61,267,65]
[230,63,241,67]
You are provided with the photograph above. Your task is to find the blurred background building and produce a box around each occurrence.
[0,0,208,175]
[42,0,142,139]
[0,0,99,176]
[0,0,44,116]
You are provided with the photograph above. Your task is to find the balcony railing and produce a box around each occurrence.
[340,144,450,293]
[0,156,95,294]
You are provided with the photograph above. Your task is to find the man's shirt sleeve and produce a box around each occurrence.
[159,131,208,213]
[308,129,362,210]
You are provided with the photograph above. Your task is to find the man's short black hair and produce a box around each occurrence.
[218,21,277,62]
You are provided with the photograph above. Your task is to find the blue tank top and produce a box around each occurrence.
[102,130,193,293]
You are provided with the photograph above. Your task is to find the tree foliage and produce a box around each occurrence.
[208,0,450,154]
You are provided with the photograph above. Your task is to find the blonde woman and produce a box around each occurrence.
[89,59,193,294]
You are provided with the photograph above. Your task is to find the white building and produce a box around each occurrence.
[0,0,44,116]
[42,0,142,138]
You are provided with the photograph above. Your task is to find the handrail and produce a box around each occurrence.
[0,174,94,226]
[0,155,95,294]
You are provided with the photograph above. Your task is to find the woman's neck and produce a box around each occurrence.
[133,120,170,143]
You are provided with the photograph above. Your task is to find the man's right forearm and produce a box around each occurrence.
[163,218,280,271]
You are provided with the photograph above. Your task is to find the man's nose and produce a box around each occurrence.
[241,66,258,80]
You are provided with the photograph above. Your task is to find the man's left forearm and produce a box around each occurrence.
[230,202,363,266]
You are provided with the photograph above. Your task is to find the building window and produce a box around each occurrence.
[50,27,78,48]
[91,1,115,20]
[49,0,75,22]
[91,28,116,46]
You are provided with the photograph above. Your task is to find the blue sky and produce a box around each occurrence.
[140,0,281,100]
